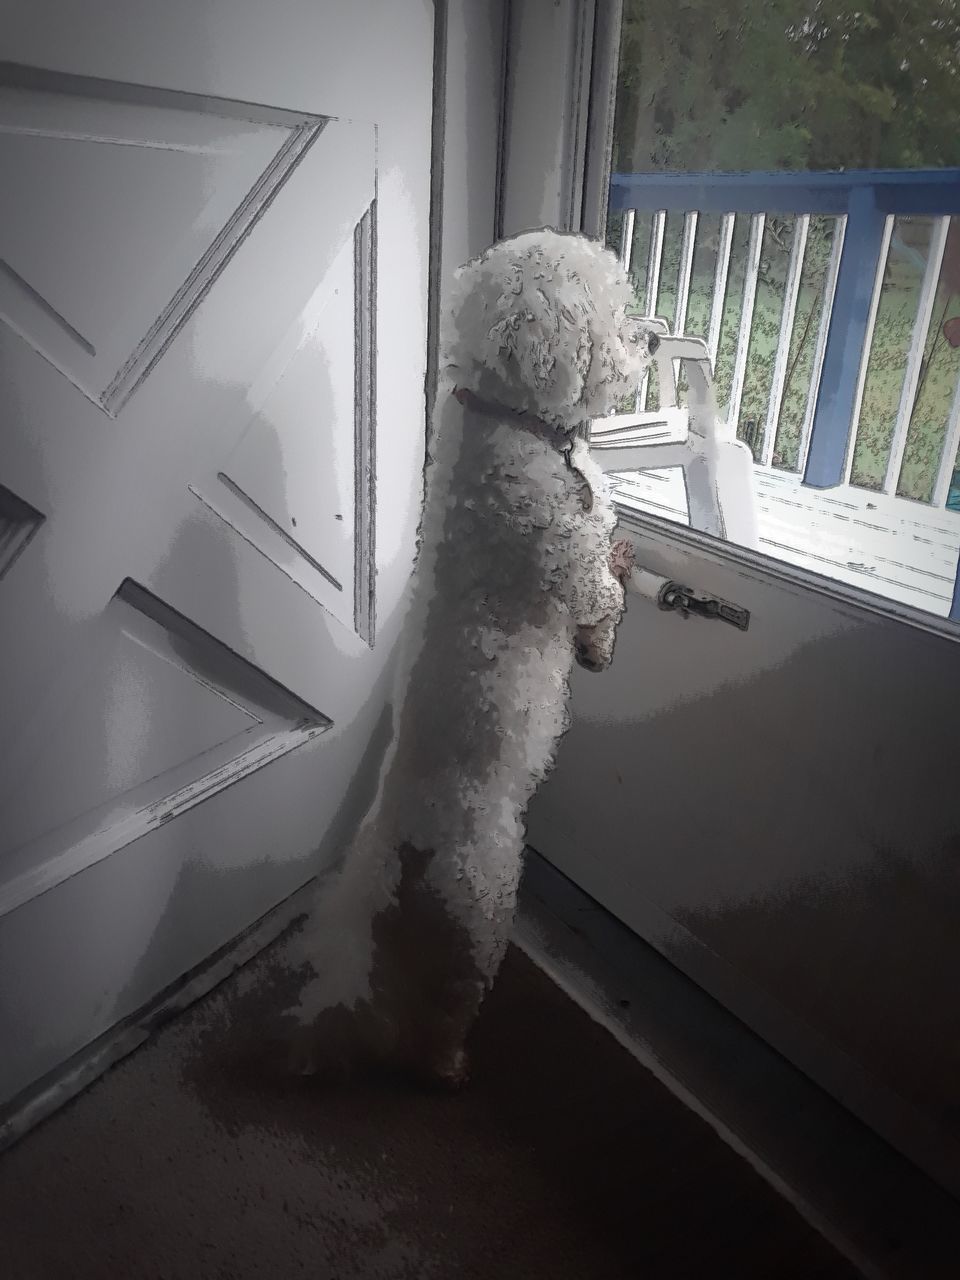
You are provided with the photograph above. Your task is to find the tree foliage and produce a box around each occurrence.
[615,0,960,172]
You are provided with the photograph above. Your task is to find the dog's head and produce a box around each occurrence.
[442,229,658,433]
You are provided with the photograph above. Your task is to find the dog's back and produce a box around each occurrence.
[387,397,599,839]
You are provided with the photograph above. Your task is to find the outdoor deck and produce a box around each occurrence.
[613,465,960,617]
[606,167,960,622]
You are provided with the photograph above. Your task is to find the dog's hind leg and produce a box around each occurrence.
[363,842,491,1089]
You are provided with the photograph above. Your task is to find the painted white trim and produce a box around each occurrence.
[637,209,666,411]
[579,0,623,240]
[707,212,735,369]
[672,210,698,391]
[497,0,598,236]
[675,210,698,333]
[618,206,635,270]
[762,215,809,467]
[560,0,595,233]
[843,215,895,485]
[353,201,377,644]
[644,208,667,316]
[883,215,951,495]
[728,213,765,428]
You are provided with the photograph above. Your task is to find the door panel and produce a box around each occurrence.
[0,580,328,921]
[0,0,433,1110]
[526,512,960,1195]
[190,204,376,640]
[0,66,308,411]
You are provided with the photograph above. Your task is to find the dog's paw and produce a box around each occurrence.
[609,538,636,586]
[276,1005,374,1084]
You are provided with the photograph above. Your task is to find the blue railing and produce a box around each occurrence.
[609,168,960,622]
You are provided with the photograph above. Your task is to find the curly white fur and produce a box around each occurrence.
[282,230,652,1084]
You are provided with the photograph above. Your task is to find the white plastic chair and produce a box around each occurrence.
[589,317,759,549]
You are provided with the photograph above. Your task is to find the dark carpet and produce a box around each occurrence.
[0,943,861,1278]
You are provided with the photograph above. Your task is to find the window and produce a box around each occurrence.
[599,1,960,622]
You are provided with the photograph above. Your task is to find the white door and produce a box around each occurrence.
[0,0,434,1108]
[502,0,960,1199]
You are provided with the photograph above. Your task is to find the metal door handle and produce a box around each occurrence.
[628,566,750,631]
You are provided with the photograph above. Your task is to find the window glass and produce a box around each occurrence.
[603,2,960,621]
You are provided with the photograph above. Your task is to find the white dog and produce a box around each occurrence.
[281,229,655,1087]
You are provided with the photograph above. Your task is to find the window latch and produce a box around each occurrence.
[657,581,750,631]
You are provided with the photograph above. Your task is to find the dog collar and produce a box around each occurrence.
[452,386,593,512]
[452,386,580,443]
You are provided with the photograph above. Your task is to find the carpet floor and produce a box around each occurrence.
[0,942,862,1279]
